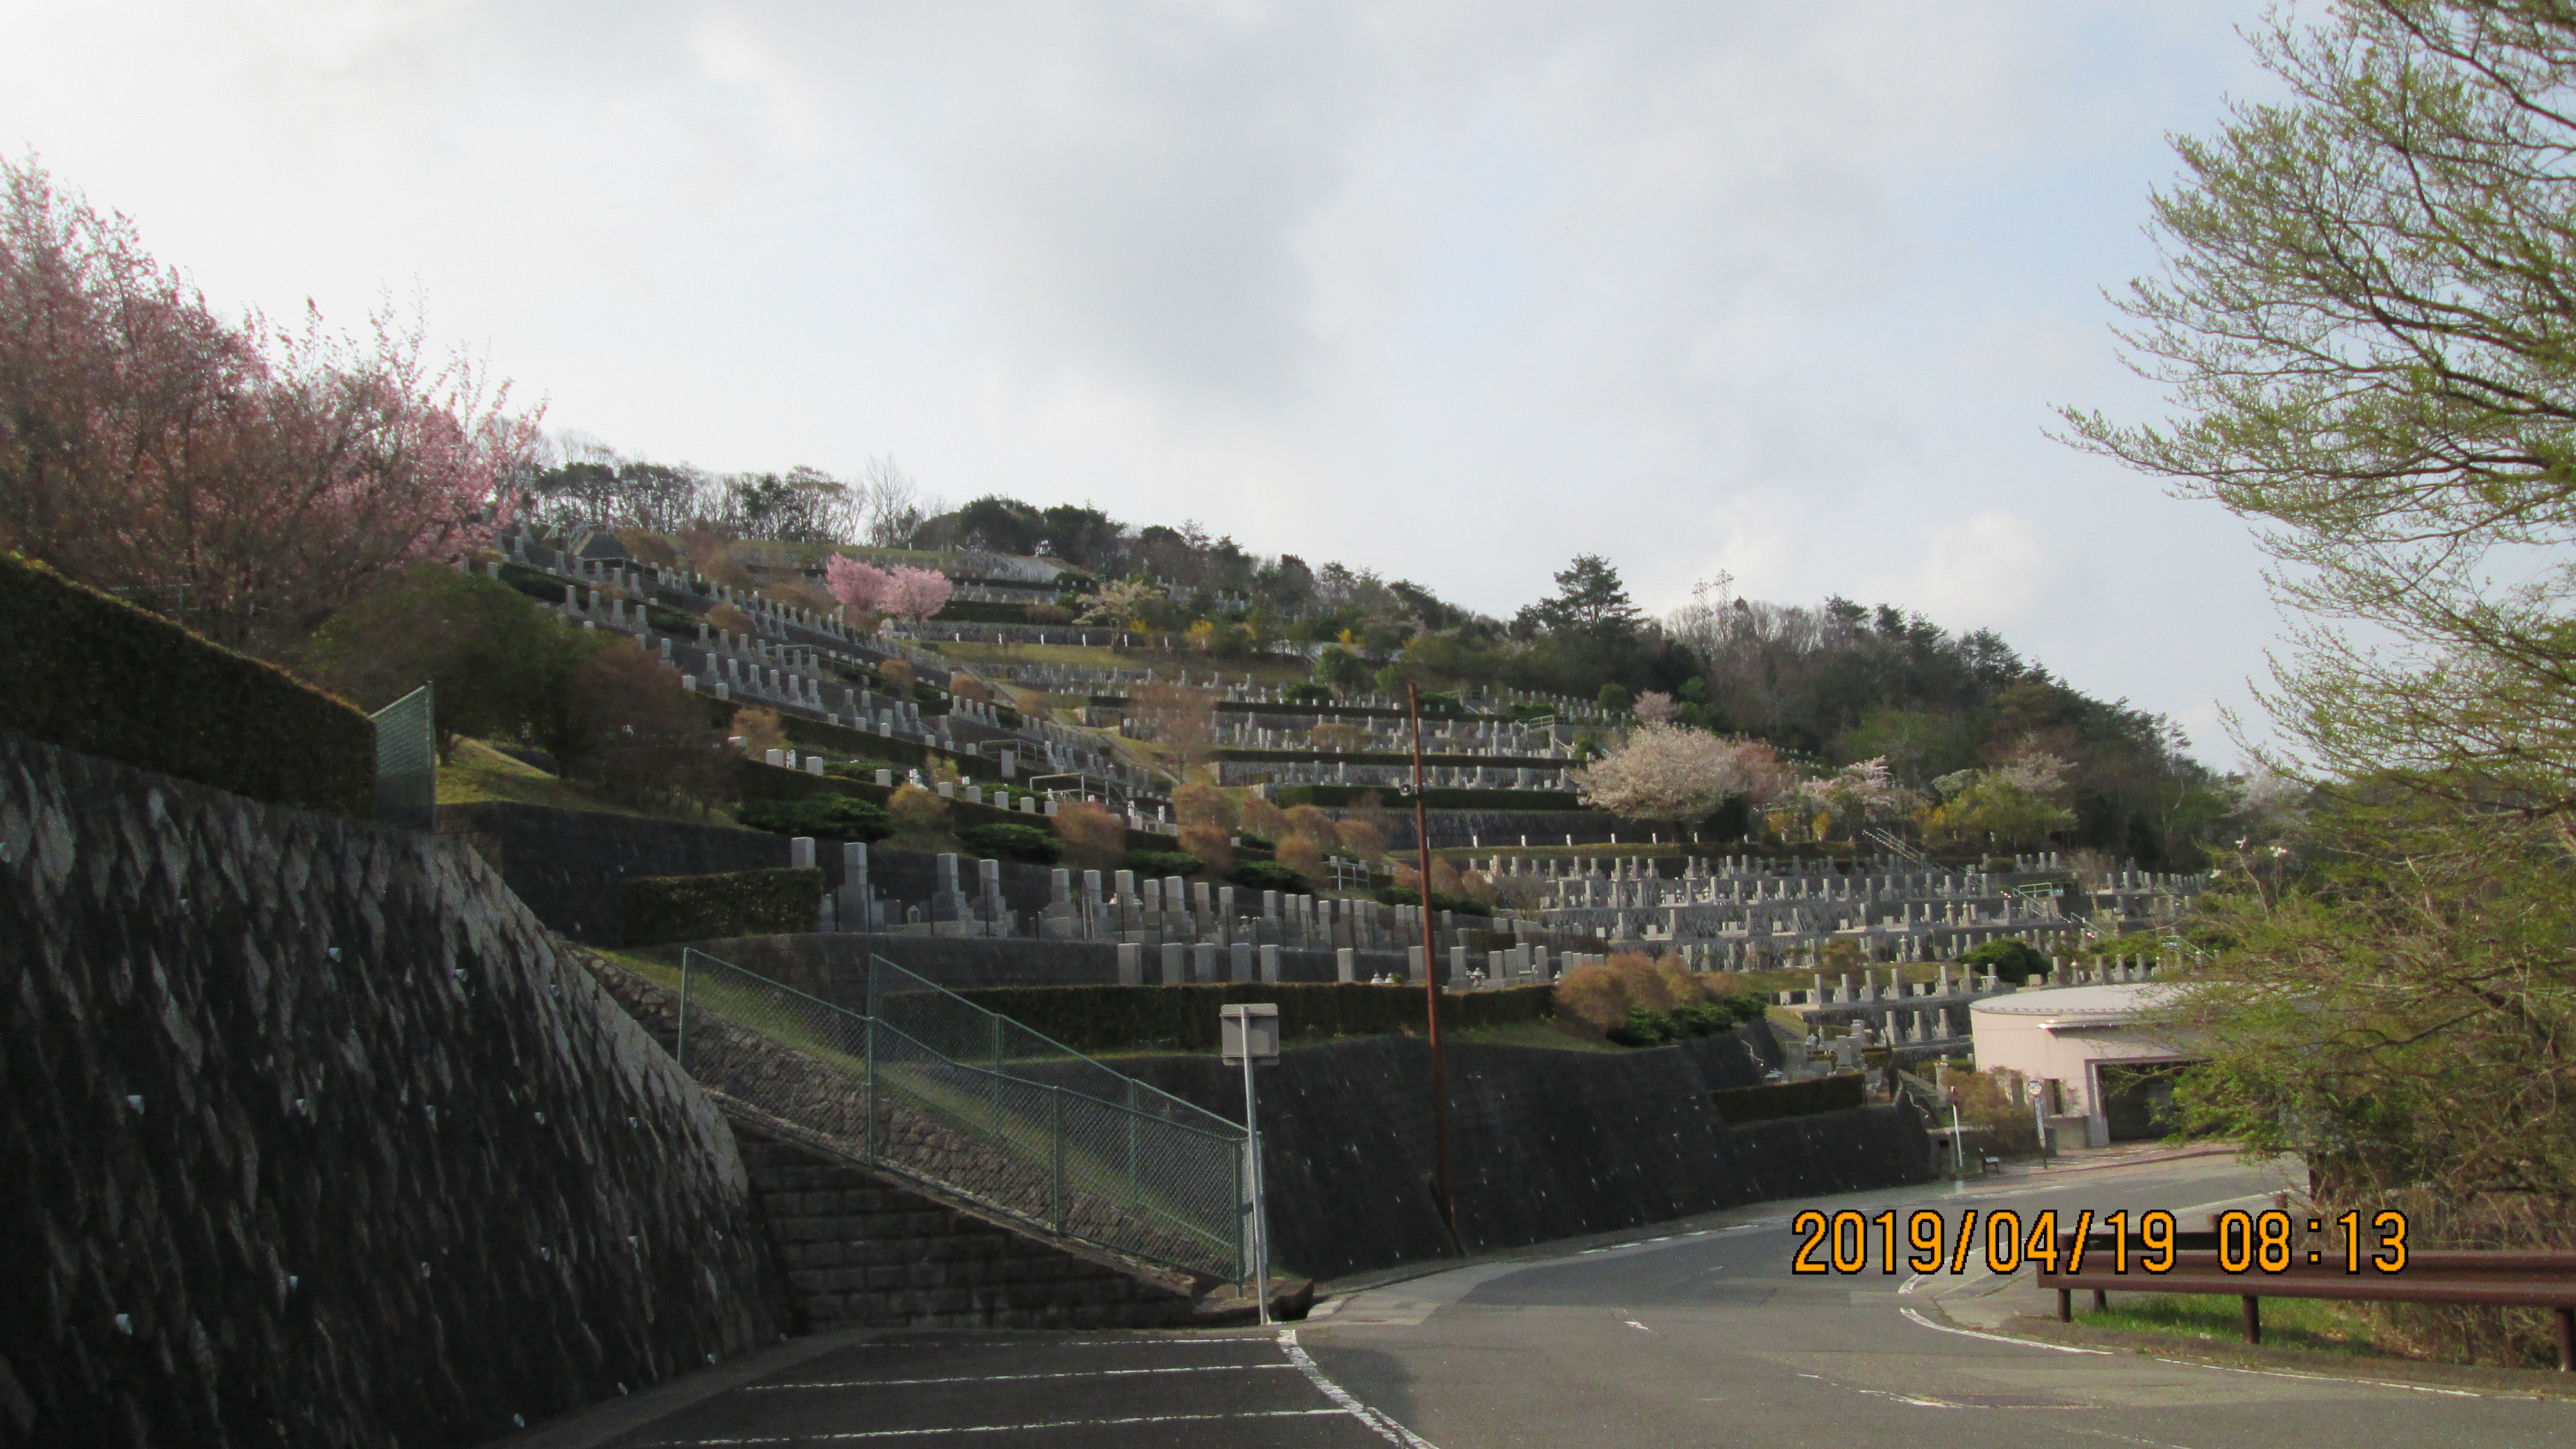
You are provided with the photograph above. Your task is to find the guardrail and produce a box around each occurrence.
[675,949,1251,1284]
[2038,1225,2576,1371]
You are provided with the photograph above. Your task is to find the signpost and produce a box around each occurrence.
[1220,1003,1281,1323]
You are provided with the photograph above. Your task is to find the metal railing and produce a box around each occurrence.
[675,949,1249,1282]
[1862,828,1933,866]
[370,683,436,830]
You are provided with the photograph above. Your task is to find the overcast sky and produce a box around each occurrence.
[2,1,2284,763]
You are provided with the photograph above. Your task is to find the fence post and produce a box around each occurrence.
[1050,1087,1067,1234]
[865,1014,879,1163]
[992,1015,1006,1132]
[676,950,692,1074]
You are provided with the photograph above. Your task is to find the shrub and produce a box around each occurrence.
[306,562,598,761]
[957,821,1062,863]
[0,550,374,817]
[1177,821,1235,876]
[564,641,733,813]
[1370,885,1493,916]
[737,795,893,842]
[1959,937,2048,984]
[1051,797,1126,865]
[620,866,823,946]
[731,707,788,756]
[1123,849,1204,878]
[1172,780,1236,830]
[1275,832,1327,884]
[1709,1073,1867,1125]
[1232,858,1310,893]
[888,782,948,840]
[1556,951,1737,1035]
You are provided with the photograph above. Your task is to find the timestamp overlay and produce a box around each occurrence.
[1788,1206,2411,1276]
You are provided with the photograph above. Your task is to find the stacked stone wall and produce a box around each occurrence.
[737,1131,1211,1330]
[0,732,790,1449]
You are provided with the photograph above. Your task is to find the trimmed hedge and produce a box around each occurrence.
[955,821,1061,864]
[948,981,1556,1054]
[1708,1072,1867,1125]
[0,551,375,818]
[930,599,1034,624]
[620,866,825,946]
[1273,785,1583,811]
[1371,885,1493,916]
[736,795,893,842]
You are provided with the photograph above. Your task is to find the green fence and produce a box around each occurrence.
[675,949,1249,1282]
[370,684,435,830]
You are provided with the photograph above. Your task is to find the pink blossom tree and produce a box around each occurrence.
[824,553,894,619]
[880,566,954,622]
[0,157,536,653]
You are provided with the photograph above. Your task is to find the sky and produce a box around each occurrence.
[0,0,2287,764]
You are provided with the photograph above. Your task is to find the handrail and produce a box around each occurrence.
[675,948,1249,1282]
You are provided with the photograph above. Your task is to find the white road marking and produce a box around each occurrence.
[1280,1329,1441,1447]
[2149,1356,2502,1400]
[1625,1320,1652,1333]
[1850,1386,1962,1409]
[749,1365,1291,1390]
[2057,1426,2199,1449]
[1898,1306,2110,1355]
[648,1408,1350,1443]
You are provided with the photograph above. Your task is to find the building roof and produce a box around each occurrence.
[1969,982,2180,1029]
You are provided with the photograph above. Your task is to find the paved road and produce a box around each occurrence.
[562,1153,2574,1448]
[591,1330,1419,1448]
[1301,1153,2576,1448]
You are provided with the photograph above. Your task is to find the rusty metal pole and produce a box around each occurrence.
[1408,681,1456,1245]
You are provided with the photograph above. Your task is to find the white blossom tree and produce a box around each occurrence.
[1573,723,1789,825]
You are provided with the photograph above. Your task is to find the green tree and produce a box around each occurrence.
[1519,554,1641,637]
[306,564,600,760]
[1314,645,1372,694]
[2063,0,2576,812]
[2067,0,2576,1306]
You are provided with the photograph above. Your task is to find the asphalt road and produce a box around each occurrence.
[1300,1152,2576,1448]
[560,1153,2575,1448]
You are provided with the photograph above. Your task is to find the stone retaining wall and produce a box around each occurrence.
[0,732,790,1449]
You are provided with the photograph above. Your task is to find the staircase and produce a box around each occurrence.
[586,948,1289,1325]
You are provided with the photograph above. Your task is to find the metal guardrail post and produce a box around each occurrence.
[676,949,693,1074]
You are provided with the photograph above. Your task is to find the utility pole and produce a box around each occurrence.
[1407,681,1456,1244]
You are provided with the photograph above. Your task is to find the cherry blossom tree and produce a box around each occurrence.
[1572,723,1791,825]
[880,565,953,622]
[824,553,894,617]
[0,157,536,653]
[1632,690,1678,723]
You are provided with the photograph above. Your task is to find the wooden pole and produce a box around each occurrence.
[1408,681,1456,1245]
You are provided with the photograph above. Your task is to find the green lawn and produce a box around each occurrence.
[2075,1293,2388,1358]
[436,738,736,826]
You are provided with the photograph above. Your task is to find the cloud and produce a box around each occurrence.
[0,0,2280,750]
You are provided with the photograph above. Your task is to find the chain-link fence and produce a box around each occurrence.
[370,684,435,830]
[676,949,1248,1281]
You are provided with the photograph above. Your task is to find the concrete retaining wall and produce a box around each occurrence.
[1106,1027,1933,1281]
